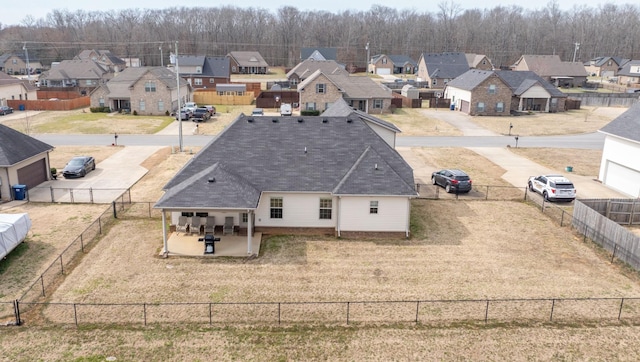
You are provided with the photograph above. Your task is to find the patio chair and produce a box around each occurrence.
[204,216,216,235]
[176,216,189,234]
[190,216,203,235]
[223,216,234,235]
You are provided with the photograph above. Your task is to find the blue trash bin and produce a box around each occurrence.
[19,104,25,111]
[450,104,455,111]
[12,184,27,200]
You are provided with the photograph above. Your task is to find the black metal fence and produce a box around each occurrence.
[416,183,527,201]
[10,297,640,327]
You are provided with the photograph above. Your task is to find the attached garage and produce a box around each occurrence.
[602,161,640,198]
[376,68,391,75]
[17,158,47,190]
[460,100,470,113]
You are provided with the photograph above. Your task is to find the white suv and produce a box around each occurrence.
[528,175,576,202]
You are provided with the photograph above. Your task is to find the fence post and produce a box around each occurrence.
[73,303,78,327]
[143,303,147,326]
[550,299,555,321]
[70,189,74,203]
[112,201,117,219]
[346,302,350,325]
[90,187,94,204]
[485,186,489,200]
[209,303,212,326]
[40,275,45,297]
[524,186,528,201]
[14,299,21,326]
[50,186,55,202]
[560,211,565,227]
[59,255,64,275]
[278,303,281,325]
[541,198,545,212]
[80,234,84,252]
[611,244,618,263]
[415,301,420,323]
[484,300,489,323]
[618,298,625,320]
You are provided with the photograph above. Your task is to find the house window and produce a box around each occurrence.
[145,81,156,92]
[12,59,17,64]
[488,84,496,94]
[496,102,504,113]
[432,79,437,85]
[319,198,332,220]
[209,78,215,84]
[270,197,283,219]
[306,102,316,111]
[181,212,194,217]
[99,97,105,107]
[370,201,378,214]
[158,100,165,112]
[482,59,487,65]
[242,213,248,223]
[196,66,202,74]
[139,100,146,111]
[373,99,383,109]
[477,102,485,112]
[382,58,387,64]
[607,60,612,66]
[551,98,558,105]
[232,66,237,72]
[194,78,202,86]
[316,83,326,94]
[195,212,208,217]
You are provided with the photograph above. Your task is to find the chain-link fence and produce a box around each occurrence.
[416,183,527,201]
[27,186,131,204]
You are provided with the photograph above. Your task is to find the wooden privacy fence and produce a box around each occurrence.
[7,97,90,111]
[573,199,640,270]
[193,90,255,106]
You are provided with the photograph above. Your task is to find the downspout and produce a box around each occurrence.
[247,210,253,255]
[161,210,168,255]
[336,196,341,237]
[406,198,411,238]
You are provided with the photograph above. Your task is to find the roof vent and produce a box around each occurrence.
[374,164,378,170]
[322,118,328,123]
[304,147,307,153]
[247,118,254,123]
[347,118,353,123]
[272,118,278,123]
[297,118,304,123]
[208,177,216,183]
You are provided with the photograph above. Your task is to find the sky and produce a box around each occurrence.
[0,0,624,27]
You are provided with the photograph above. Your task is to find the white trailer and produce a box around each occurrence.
[0,213,32,259]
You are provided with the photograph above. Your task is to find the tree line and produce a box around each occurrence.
[0,1,639,70]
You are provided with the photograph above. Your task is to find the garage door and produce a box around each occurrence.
[460,100,470,113]
[376,68,391,75]
[605,161,640,197]
[17,159,47,190]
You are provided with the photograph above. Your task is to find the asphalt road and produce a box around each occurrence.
[33,132,607,149]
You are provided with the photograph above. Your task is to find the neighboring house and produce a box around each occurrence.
[300,48,338,61]
[0,53,43,75]
[297,70,393,114]
[39,60,111,89]
[286,59,347,87]
[445,69,567,115]
[0,124,54,201]
[75,49,126,73]
[466,54,494,71]
[321,98,401,148]
[0,71,37,104]
[121,58,142,68]
[176,55,230,89]
[370,55,417,75]
[416,52,470,89]
[598,102,640,197]
[90,66,191,114]
[616,60,640,87]
[154,113,417,251]
[511,55,588,87]
[583,56,628,77]
[226,51,268,74]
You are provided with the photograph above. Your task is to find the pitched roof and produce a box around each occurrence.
[0,71,25,87]
[156,115,416,209]
[76,50,125,65]
[301,48,337,61]
[321,98,401,133]
[0,124,54,167]
[420,52,470,79]
[465,53,492,68]
[514,55,588,77]
[599,102,640,143]
[495,70,567,97]
[177,56,230,77]
[617,60,640,77]
[41,60,109,80]
[324,74,392,99]
[286,59,347,79]
[446,69,494,90]
[227,51,269,68]
[100,67,189,98]
[387,55,417,67]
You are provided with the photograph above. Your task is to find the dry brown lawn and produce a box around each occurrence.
[378,108,461,136]
[472,106,627,136]
[510,148,603,177]
[48,145,123,172]
[191,105,254,136]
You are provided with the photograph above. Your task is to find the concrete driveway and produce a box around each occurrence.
[28,146,161,203]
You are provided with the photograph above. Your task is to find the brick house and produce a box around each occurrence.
[584,56,628,77]
[297,70,392,114]
[511,55,588,87]
[616,60,640,87]
[39,60,112,89]
[176,55,230,89]
[416,52,470,89]
[75,49,126,73]
[370,55,417,75]
[286,59,347,87]
[0,53,43,75]
[466,54,494,70]
[226,51,268,74]
[445,70,567,115]
[90,66,191,114]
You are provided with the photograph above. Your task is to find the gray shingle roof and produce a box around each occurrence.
[321,98,401,133]
[387,55,417,67]
[101,67,188,98]
[301,48,337,61]
[599,102,640,143]
[156,115,416,209]
[421,52,470,79]
[227,51,269,68]
[446,69,493,90]
[495,70,567,97]
[42,60,109,81]
[0,124,53,167]
[286,59,347,80]
[617,60,640,77]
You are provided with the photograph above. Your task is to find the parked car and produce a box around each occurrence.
[280,103,292,116]
[0,105,13,115]
[431,169,473,193]
[528,174,576,202]
[176,109,192,121]
[182,102,198,113]
[203,105,216,115]
[251,108,264,116]
[62,156,96,178]
[192,108,211,122]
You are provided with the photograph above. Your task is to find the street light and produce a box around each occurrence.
[22,43,30,81]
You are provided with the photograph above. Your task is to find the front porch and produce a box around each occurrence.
[162,231,262,257]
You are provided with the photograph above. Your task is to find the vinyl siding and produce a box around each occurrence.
[255,192,336,228]
[339,196,409,232]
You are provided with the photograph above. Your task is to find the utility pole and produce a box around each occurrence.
[572,42,580,62]
[159,46,164,67]
[22,43,30,82]
[175,41,183,152]
[365,42,370,74]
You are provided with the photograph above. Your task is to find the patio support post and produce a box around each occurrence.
[336,196,341,237]
[247,210,253,255]
[162,210,168,254]
[518,97,523,112]
[545,96,550,112]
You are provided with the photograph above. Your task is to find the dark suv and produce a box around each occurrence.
[192,108,211,122]
[431,169,473,193]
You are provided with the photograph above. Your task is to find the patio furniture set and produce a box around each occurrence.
[175,216,234,236]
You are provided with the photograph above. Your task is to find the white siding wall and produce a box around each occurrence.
[255,192,336,228]
[339,196,409,232]
[520,85,550,98]
[444,87,471,109]
[365,122,396,148]
[599,136,640,196]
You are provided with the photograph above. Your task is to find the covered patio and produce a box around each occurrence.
[161,231,262,257]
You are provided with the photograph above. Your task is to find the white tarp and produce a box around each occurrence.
[0,213,32,259]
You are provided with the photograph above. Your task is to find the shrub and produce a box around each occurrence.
[133,110,138,116]
[89,107,111,113]
[300,110,320,116]
[165,110,170,116]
